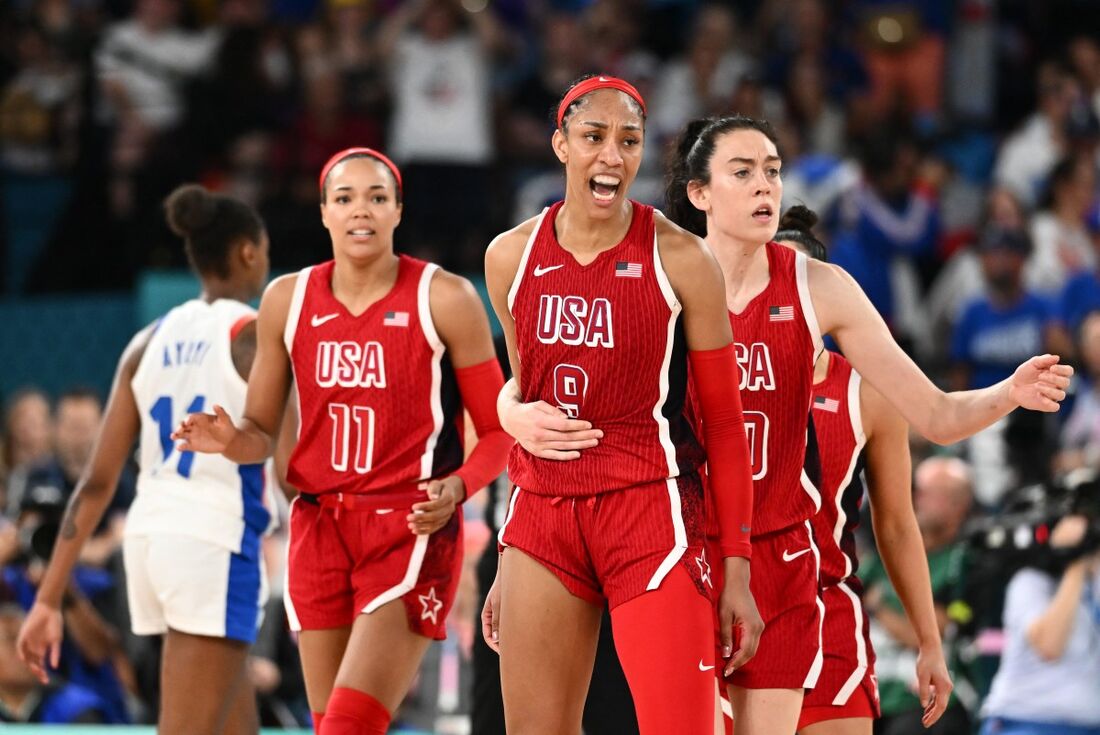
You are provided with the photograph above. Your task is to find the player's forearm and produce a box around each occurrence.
[929,381,1016,445]
[36,480,116,608]
[223,419,277,464]
[452,360,512,500]
[872,509,942,648]
[496,378,522,437]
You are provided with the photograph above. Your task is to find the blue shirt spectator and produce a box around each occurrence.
[1059,271,1100,335]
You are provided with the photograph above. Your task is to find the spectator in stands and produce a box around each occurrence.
[378,0,517,270]
[6,389,134,568]
[862,456,974,735]
[1057,311,1100,474]
[93,0,220,217]
[782,51,846,157]
[1069,36,1100,122]
[650,4,751,145]
[951,226,1060,503]
[831,128,940,347]
[993,62,1078,209]
[978,513,1100,735]
[1,389,52,489]
[1027,155,1097,297]
[0,601,111,723]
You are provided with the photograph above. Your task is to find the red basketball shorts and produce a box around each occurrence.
[799,579,880,727]
[284,491,462,640]
[498,474,713,609]
[723,520,823,690]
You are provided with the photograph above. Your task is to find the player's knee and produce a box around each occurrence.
[319,687,390,735]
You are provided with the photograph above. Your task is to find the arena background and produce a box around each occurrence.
[2,0,1100,732]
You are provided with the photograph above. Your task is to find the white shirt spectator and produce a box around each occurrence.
[993,115,1064,209]
[1026,211,1096,295]
[94,20,219,130]
[650,53,750,142]
[388,32,492,166]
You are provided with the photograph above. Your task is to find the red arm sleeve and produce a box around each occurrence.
[689,344,753,559]
[451,358,513,501]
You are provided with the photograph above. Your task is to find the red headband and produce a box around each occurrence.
[556,76,647,128]
[318,147,403,197]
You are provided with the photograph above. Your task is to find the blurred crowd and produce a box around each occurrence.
[2,0,1100,730]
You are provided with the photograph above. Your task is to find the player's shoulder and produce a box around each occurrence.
[119,318,163,379]
[486,214,540,266]
[427,266,482,311]
[653,211,722,285]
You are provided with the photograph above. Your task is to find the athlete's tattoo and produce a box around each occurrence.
[60,495,83,540]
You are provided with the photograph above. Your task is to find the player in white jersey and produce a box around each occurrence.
[17,184,272,735]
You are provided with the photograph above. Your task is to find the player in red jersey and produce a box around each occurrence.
[482,75,760,735]
[173,148,512,735]
[774,208,952,735]
[505,114,1073,734]
[663,115,1070,734]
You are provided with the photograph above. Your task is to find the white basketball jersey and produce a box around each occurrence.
[128,298,272,555]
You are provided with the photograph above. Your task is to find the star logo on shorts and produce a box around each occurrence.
[695,549,712,588]
[419,587,443,625]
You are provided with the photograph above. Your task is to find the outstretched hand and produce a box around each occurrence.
[171,404,238,454]
[1009,354,1073,412]
[16,602,63,685]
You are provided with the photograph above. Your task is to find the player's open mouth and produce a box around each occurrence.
[349,228,375,237]
[589,174,621,203]
[752,205,773,222]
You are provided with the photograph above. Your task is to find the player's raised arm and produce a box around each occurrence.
[173,274,295,462]
[811,260,1072,445]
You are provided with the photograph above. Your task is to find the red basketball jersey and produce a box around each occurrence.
[810,352,868,587]
[284,256,463,496]
[507,201,704,496]
[729,242,823,535]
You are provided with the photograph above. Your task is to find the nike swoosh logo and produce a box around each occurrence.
[311,313,339,327]
[533,264,564,277]
[782,548,811,562]
[698,660,715,672]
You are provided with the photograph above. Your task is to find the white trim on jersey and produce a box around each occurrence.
[506,207,549,316]
[832,369,868,581]
[646,478,688,591]
[283,497,303,631]
[497,487,522,547]
[832,580,870,705]
[801,467,823,512]
[651,229,683,477]
[283,266,313,354]
[362,533,429,614]
[803,519,826,689]
[417,264,446,480]
[794,252,824,364]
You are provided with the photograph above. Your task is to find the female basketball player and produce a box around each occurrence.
[173,147,512,735]
[482,75,760,735]
[669,115,1068,735]
[17,184,272,735]
[775,208,952,735]
[501,115,1071,734]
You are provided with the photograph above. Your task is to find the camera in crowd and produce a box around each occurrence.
[15,483,66,564]
[966,469,1100,574]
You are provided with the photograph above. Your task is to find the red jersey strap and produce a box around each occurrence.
[450,358,512,501]
[690,344,753,559]
[229,314,256,341]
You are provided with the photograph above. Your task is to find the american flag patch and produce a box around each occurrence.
[615,261,642,278]
[769,305,794,322]
[814,395,839,413]
[383,311,409,327]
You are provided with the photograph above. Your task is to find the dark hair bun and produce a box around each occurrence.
[778,205,818,235]
[165,184,218,239]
